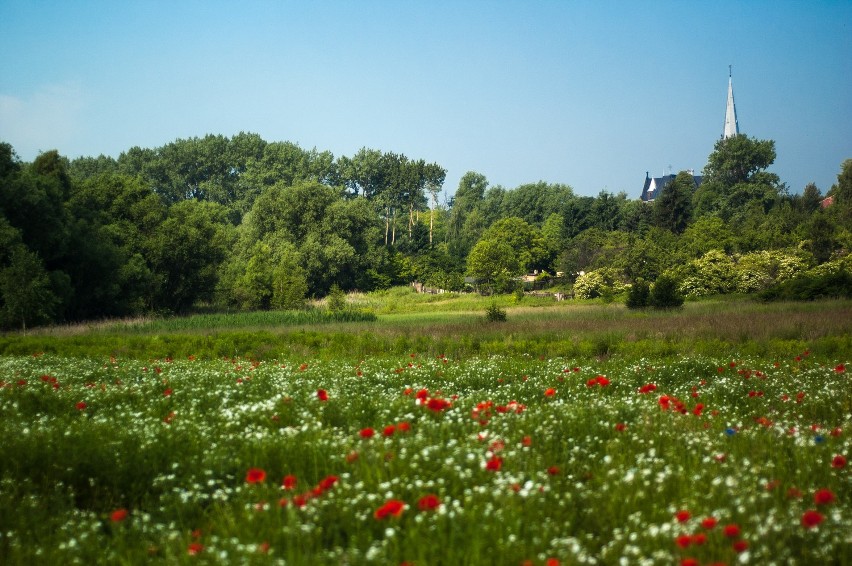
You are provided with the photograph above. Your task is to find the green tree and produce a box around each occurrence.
[0,246,58,330]
[649,273,684,309]
[653,171,695,233]
[466,239,521,294]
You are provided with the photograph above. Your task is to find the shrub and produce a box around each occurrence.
[650,274,684,309]
[485,302,507,322]
[573,268,627,300]
[625,280,650,309]
[758,268,852,301]
[326,284,347,313]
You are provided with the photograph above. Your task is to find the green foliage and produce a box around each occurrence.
[652,171,694,233]
[326,284,347,313]
[0,246,58,330]
[573,268,627,299]
[625,279,650,309]
[759,268,852,301]
[649,273,684,309]
[484,301,507,322]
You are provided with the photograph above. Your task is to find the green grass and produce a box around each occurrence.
[0,293,850,564]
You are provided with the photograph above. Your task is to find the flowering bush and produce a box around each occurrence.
[573,267,627,299]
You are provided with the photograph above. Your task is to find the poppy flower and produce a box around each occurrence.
[680,559,699,566]
[691,533,707,545]
[417,494,441,511]
[485,456,503,471]
[292,494,308,508]
[732,539,749,553]
[814,488,836,505]
[245,468,266,484]
[75,401,87,411]
[374,499,405,519]
[396,422,411,432]
[835,363,845,373]
[832,454,847,469]
[426,397,452,411]
[383,425,396,437]
[638,383,657,394]
[675,510,691,523]
[547,466,560,475]
[187,542,204,555]
[359,427,375,439]
[544,388,556,397]
[615,423,627,431]
[316,389,328,401]
[722,524,740,538]
[521,435,532,447]
[281,475,297,490]
[801,509,824,528]
[700,517,717,529]
[675,534,692,548]
[318,475,338,491]
[110,508,129,522]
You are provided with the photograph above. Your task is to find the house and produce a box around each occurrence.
[640,172,703,202]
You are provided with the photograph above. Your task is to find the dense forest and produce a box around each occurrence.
[0,132,850,329]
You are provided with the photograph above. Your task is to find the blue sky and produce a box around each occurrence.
[1,1,849,199]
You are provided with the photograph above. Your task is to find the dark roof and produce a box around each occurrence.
[640,172,703,202]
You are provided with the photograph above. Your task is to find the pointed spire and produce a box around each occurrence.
[723,66,739,139]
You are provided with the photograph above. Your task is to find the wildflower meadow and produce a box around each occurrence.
[0,342,849,564]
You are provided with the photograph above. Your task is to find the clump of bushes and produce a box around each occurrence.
[485,302,507,322]
[758,268,852,301]
[625,275,684,309]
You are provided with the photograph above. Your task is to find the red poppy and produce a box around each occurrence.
[675,535,692,548]
[615,422,627,431]
[691,533,706,545]
[638,383,657,394]
[245,468,266,484]
[316,389,328,401]
[318,475,338,491]
[110,508,129,522]
[675,510,691,523]
[292,494,308,508]
[547,466,560,475]
[426,397,452,411]
[383,425,396,437]
[835,363,845,373]
[724,539,746,554]
[832,454,847,469]
[722,524,740,538]
[359,427,375,438]
[75,401,87,411]
[281,475,297,490]
[374,499,405,519]
[521,435,532,447]
[546,559,560,566]
[396,422,411,432]
[680,559,699,566]
[163,388,173,397]
[485,456,503,471]
[801,509,825,528]
[814,488,836,505]
[417,494,441,511]
[187,542,204,555]
[544,388,556,397]
[700,517,717,529]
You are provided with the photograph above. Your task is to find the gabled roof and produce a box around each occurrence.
[640,172,703,202]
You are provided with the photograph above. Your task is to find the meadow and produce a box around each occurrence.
[0,293,849,565]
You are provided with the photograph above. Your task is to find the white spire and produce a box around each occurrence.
[723,65,739,139]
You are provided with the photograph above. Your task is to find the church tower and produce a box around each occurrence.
[723,66,739,139]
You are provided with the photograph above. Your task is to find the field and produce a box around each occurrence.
[0,295,850,565]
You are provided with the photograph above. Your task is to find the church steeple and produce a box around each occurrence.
[723,65,739,139]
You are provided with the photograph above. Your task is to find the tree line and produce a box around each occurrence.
[0,132,849,329]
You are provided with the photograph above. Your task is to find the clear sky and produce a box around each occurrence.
[1,1,849,199]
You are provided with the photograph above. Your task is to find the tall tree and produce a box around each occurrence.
[653,171,695,233]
